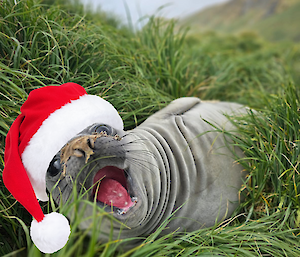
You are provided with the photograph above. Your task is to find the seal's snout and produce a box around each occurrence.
[60,124,123,166]
[46,123,139,216]
[61,135,97,165]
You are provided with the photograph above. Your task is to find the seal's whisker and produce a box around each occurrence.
[120,136,150,145]
[124,148,156,158]
[125,154,159,175]
[54,181,71,204]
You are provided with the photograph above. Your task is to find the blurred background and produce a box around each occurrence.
[80,0,228,27]
[81,0,300,42]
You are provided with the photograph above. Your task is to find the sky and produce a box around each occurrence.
[81,0,229,26]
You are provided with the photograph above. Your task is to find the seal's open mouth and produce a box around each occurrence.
[92,166,135,212]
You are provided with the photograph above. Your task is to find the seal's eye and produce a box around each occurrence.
[47,157,61,177]
[92,124,113,135]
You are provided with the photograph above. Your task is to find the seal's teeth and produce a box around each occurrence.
[117,197,138,215]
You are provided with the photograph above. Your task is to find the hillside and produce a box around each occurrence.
[181,0,300,42]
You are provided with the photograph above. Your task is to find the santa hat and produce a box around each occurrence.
[2,82,123,253]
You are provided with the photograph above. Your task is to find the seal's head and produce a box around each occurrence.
[2,83,123,253]
[45,122,153,236]
[46,124,136,213]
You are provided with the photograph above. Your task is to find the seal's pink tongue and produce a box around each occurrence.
[96,179,132,208]
[93,166,133,209]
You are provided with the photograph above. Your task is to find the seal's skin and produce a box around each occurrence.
[46,97,247,246]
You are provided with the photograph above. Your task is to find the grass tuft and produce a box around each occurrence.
[231,84,300,221]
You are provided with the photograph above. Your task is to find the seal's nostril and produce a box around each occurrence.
[87,138,95,149]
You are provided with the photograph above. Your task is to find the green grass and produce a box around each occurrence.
[1,0,300,256]
[234,84,300,218]
[205,84,300,220]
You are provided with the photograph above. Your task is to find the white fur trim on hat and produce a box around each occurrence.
[30,212,70,253]
[22,95,123,201]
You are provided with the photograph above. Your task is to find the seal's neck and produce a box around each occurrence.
[124,128,177,233]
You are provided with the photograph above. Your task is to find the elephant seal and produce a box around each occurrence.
[46,97,247,246]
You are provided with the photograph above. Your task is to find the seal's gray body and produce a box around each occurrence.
[46,97,247,245]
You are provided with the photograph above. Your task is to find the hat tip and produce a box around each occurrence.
[30,212,70,253]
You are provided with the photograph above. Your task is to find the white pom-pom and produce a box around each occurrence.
[30,212,70,253]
